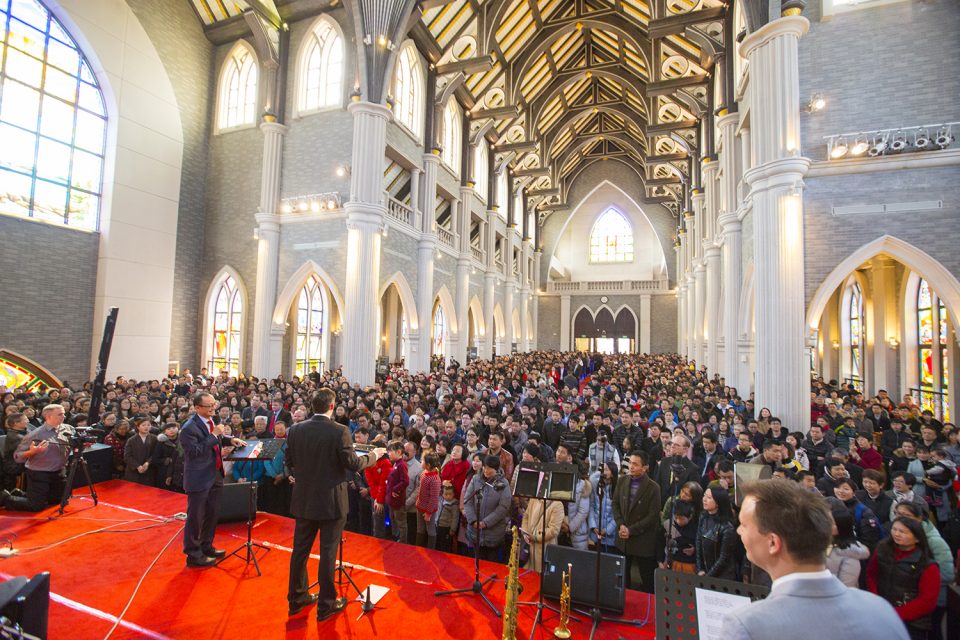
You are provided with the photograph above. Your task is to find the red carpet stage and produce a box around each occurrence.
[0,481,656,639]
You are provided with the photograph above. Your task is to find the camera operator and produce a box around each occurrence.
[1,404,74,511]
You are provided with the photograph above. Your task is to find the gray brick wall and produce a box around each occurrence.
[537,296,561,351]
[651,294,678,354]
[0,216,98,382]
[127,0,214,372]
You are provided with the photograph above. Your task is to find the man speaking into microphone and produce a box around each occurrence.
[181,392,246,568]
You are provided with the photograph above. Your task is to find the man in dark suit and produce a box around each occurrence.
[612,450,661,593]
[653,434,699,505]
[286,388,385,620]
[268,399,292,434]
[181,392,246,568]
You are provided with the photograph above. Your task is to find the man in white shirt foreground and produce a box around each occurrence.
[722,480,907,639]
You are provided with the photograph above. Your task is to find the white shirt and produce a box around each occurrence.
[770,569,832,592]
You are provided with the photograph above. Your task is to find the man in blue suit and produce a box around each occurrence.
[722,480,908,639]
[181,392,246,567]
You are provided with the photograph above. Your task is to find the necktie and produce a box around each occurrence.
[208,419,223,473]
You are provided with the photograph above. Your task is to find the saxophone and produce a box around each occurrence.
[553,563,572,638]
[502,526,521,640]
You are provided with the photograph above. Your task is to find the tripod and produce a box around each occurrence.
[58,442,98,516]
[309,536,381,616]
[575,435,648,640]
[434,479,501,617]
[221,474,270,576]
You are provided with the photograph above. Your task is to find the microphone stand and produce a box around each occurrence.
[575,435,648,640]
[434,476,501,617]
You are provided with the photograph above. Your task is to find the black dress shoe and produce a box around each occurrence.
[186,555,216,568]
[288,593,319,616]
[202,547,226,559]
[316,596,347,621]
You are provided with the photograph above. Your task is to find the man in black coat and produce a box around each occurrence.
[653,434,699,506]
[286,388,385,620]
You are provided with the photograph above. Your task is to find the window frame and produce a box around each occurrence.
[294,15,344,118]
[215,41,259,133]
[392,42,424,142]
[293,274,329,378]
[432,303,446,357]
[588,207,635,264]
[440,96,461,175]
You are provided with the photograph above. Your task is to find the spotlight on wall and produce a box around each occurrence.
[890,130,908,152]
[888,337,900,348]
[936,126,953,148]
[336,164,351,178]
[915,128,930,149]
[804,93,826,113]
[850,134,869,156]
[829,137,848,159]
[867,134,888,157]
[281,202,293,214]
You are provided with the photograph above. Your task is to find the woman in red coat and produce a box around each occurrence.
[364,451,392,539]
[440,443,470,498]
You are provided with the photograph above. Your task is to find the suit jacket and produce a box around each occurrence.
[269,409,293,431]
[653,456,698,504]
[286,414,377,521]
[722,573,908,640]
[611,473,661,557]
[181,413,232,492]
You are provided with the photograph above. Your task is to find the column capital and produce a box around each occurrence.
[691,192,706,204]
[717,211,742,232]
[254,212,282,228]
[344,201,386,230]
[347,100,394,121]
[694,261,706,274]
[702,161,719,177]
[703,242,721,258]
[259,121,288,136]
[716,111,740,130]
[423,153,441,167]
[740,15,809,59]
[744,157,810,187]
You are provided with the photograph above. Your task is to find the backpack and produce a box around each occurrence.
[854,501,886,540]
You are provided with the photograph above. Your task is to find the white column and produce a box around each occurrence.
[742,14,811,431]
[482,270,496,358]
[691,189,706,367]
[702,160,720,374]
[455,186,473,364]
[342,102,390,385]
[684,212,696,361]
[409,167,421,229]
[560,294,571,351]
[686,275,696,362]
[251,120,287,377]
[503,281,515,352]
[639,294,651,354]
[719,212,742,389]
[676,241,686,356]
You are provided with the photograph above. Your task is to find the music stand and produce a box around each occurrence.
[514,461,581,640]
[222,439,284,576]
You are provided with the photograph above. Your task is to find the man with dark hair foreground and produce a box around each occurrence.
[721,480,908,639]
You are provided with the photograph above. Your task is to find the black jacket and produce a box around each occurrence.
[696,512,739,580]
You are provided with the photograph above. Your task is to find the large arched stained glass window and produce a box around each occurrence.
[298,17,342,113]
[218,42,257,130]
[0,0,107,230]
[295,275,326,377]
[848,281,864,382]
[917,278,949,419]
[589,208,633,263]
[432,304,446,356]
[210,275,242,376]
[392,43,423,139]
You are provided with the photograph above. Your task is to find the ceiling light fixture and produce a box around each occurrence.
[935,126,953,148]
[915,128,930,149]
[850,134,869,156]
[889,130,908,153]
[829,137,848,159]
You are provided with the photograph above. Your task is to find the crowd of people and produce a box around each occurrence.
[1,351,959,638]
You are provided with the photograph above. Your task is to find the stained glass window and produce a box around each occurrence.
[295,275,325,377]
[210,275,242,376]
[441,97,461,174]
[393,44,423,139]
[848,282,864,380]
[0,0,106,230]
[299,17,342,112]
[589,208,634,263]
[218,43,257,130]
[432,304,446,356]
[917,278,950,420]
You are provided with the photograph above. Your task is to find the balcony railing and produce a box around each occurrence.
[386,196,414,227]
[471,246,484,263]
[544,279,669,294]
[436,225,457,248]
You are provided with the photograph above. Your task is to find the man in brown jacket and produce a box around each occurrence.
[612,450,661,593]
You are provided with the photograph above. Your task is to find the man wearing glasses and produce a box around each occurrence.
[181,392,246,567]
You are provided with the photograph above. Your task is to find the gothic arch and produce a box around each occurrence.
[492,304,506,338]
[512,308,521,339]
[201,266,249,372]
[434,284,459,333]
[272,261,345,330]
[379,271,420,332]
[214,39,260,131]
[806,235,960,337]
[468,295,486,338]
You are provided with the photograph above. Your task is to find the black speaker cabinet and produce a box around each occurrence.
[542,544,626,613]
[72,443,113,488]
[218,481,256,523]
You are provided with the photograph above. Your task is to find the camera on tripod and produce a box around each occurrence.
[63,428,102,453]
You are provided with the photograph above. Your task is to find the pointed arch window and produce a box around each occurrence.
[392,44,423,139]
[295,275,326,377]
[298,17,343,113]
[589,208,634,263]
[218,43,257,130]
[473,141,488,200]
[0,0,107,230]
[917,278,949,419]
[432,304,446,356]
[848,281,864,382]
[495,170,508,218]
[441,97,461,174]
[210,275,243,376]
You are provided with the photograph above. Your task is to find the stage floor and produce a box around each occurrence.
[0,481,656,639]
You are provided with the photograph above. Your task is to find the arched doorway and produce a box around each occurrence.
[573,306,637,353]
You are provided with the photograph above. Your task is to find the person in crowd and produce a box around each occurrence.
[1,405,73,511]
[730,431,758,464]
[867,517,941,640]
[364,443,392,539]
[857,468,894,527]
[435,482,460,553]
[152,422,184,492]
[415,453,441,548]
[385,442,410,543]
[850,434,884,471]
[695,486,739,580]
[722,480,907,639]
[463,455,512,562]
[440,443,469,498]
[104,418,131,478]
[612,450,661,593]
[564,460,592,550]
[824,498,870,588]
[586,426,620,475]
[520,487,564,572]
[123,416,157,486]
[660,499,697,573]
[888,471,919,520]
[833,478,883,551]
[2,413,28,491]
[653,434,698,506]
[589,460,618,553]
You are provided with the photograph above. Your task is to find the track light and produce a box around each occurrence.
[850,134,869,156]
[915,128,930,149]
[936,126,952,148]
[867,134,887,157]
[890,130,908,152]
[830,137,848,159]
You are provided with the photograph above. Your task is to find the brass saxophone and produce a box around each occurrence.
[553,563,572,638]
[502,526,521,640]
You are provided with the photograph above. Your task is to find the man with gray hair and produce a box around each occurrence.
[2,404,74,511]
